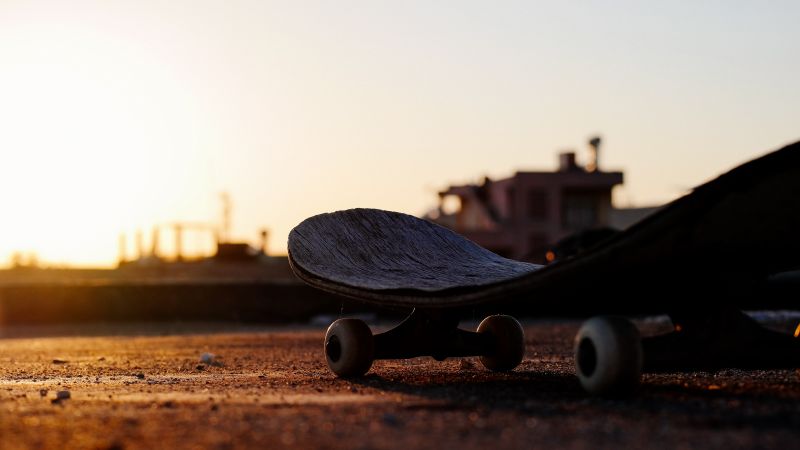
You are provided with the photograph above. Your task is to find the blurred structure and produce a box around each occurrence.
[118,193,270,266]
[10,251,39,269]
[429,137,659,263]
[0,203,329,326]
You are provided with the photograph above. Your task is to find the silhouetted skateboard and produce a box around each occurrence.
[288,141,800,394]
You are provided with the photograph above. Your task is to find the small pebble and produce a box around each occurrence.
[136,373,145,380]
[52,359,68,365]
[39,389,48,397]
[51,390,71,404]
[200,353,223,367]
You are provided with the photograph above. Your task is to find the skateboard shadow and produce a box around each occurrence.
[349,368,586,409]
[346,367,800,428]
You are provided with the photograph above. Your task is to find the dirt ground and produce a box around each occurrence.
[0,317,798,450]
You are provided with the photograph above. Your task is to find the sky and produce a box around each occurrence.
[0,0,798,267]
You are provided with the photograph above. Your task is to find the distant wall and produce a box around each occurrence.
[0,282,356,325]
[0,276,794,325]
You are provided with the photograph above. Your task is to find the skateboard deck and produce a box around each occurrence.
[288,208,542,306]
[289,140,800,309]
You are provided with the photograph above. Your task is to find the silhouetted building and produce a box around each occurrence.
[214,242,260,262]
[429,150,632,263]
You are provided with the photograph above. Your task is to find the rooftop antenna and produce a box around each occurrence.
[259,228,269,255]
[587,136,602,172]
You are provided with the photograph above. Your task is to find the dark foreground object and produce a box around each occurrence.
[288,141,800,392]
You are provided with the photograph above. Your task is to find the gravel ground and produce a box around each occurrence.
[0,318,798,450]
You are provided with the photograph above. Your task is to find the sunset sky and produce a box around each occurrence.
[1,1,798,267]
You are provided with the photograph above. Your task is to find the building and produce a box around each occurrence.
[428,140,656,263]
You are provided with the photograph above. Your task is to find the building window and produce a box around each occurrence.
[563,192,600,230]
[527,189,547,220]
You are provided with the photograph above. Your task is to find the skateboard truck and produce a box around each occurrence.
[324,309,525,377]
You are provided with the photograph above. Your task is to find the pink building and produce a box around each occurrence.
[429,150,625,263]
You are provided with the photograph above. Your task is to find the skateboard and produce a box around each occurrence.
[288,140,800,394]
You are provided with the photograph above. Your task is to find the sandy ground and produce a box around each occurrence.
[0,318,799,450]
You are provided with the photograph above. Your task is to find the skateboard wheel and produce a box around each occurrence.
[477,315,525,371]
[324,318,374,377]
[574,316,642,395]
